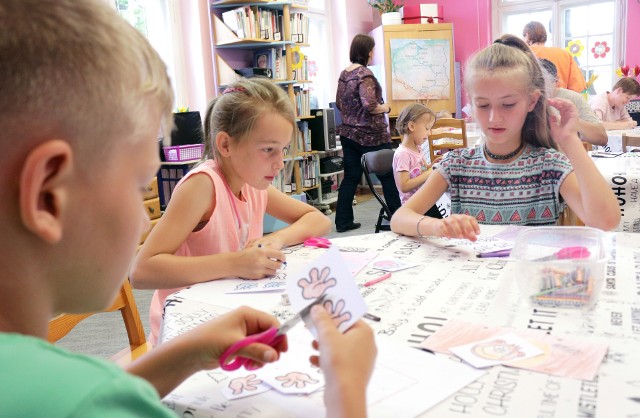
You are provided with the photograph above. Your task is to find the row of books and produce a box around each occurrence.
[296,121,312,153]
[292,56,309,82]
[290,12,309,43]
[294,86,311,117]
[298,155,319,189]
[271,160,295,193]
[222,6,283,41]
[253,48,285,80]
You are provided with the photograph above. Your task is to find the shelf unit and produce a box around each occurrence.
[209,0,317,195]
[311,146,344,215]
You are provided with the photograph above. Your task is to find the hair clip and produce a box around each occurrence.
[222,86,246,95]
[493,39,504,45]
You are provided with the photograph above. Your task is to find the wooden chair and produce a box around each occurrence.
[48,278,152,366]
[428,118,467,163]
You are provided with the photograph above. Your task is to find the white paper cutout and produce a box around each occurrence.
[286,245,367,337]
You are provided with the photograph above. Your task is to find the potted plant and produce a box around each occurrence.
[368,0,404,25]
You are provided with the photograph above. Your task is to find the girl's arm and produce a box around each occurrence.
[251,186,331,249]
[396,170,430,193]
[130,175,285,289]
[390,171,480,240]
[549,98,621,230]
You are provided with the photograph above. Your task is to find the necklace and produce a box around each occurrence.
[484,142,525,161]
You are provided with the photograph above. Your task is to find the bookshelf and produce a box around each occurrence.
[209,0,317,195]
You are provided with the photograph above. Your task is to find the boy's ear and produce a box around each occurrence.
[528,89,542,112]
[215,131,233,157]
[19,140,73,244]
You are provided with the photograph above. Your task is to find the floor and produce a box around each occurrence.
[57,190,383,358]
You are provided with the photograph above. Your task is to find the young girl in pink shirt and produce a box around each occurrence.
[392,103,443,218]
[131,78,331,344]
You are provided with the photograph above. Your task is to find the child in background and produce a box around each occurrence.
[589,77,640,130]
[393,103,443,219]
[391,34,620,241]
[131,78,331,344]
[0,1,374,416]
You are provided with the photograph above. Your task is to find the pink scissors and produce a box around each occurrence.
[219,294,327,371]
[303,236,331,249]
[534,246,591,262]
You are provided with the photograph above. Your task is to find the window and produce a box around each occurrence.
[495,0,624,94]
[114,0,176,106]
[300,0,334,108]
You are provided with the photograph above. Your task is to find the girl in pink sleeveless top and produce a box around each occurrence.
[130,79,331,344]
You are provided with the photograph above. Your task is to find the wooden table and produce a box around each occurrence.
[158,228,640,417]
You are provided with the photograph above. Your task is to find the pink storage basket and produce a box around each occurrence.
[163,144,204,162]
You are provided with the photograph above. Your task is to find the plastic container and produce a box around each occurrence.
[162,144,203,162]
[510,227,606,309]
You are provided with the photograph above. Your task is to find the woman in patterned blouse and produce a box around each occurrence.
[334,34,401,233]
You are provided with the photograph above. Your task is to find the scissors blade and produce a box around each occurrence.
[276,294,327,336]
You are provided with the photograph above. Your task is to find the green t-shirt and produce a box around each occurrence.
[0,333,176,417]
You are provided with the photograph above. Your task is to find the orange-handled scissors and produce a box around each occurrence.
[219,294,327,371]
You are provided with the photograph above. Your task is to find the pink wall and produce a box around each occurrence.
[626,0,640,66]
[401,0,492,68]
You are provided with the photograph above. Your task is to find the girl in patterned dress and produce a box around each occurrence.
[390,34,620,241]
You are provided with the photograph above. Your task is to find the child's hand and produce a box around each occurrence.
[429,155,443,167]
[246,236,285,250]
[548,98,580,145]
[237,245,286,279]
[181,306,287,371]
[435,215,480,241]
[309,305,376,405]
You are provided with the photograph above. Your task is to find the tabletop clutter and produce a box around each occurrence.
[510,227,606,309]
[160,225,627,417]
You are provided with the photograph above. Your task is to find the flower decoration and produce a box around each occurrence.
[615,65,640,78]
[591,41,610,59]
[308,60,318,78]
[566,40,584,57]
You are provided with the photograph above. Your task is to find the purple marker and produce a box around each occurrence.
[476,248,512,258]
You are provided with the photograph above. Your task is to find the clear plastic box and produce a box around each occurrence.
[510,227,606,309]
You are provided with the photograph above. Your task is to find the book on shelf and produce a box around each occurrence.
[290,12,309,43]
[294,86,311,118]
[297,120,311,153]
[221,6,283,41]
[253,48,285,80]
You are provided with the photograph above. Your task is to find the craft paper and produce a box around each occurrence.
[221,371,271,400]
[449,332,545,368]
[422,319,608,380]
[370,257,418,272]
[286,245,367,337]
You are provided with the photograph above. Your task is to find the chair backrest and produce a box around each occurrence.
[361,149,397,232]
[428,118,467,163]
[48,279,148,359]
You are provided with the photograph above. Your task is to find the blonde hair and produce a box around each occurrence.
[396,103,436,136]
[0,0,174,162]
[464,34,554,149]
[203,78,296,160]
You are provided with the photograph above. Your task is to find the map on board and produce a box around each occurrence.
[390,38,451,100]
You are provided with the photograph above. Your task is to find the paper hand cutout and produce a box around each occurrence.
[228,374,263,395]
[297,267,337,299]
[236,282,258,290]
[275,372,319,389]
[323,298,352,328]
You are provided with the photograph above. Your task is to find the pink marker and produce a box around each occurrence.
[364,272,392,287]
